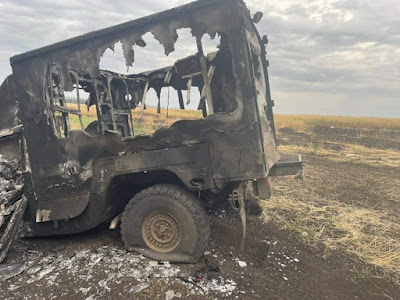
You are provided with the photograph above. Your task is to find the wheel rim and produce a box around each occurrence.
[141,212,181,253]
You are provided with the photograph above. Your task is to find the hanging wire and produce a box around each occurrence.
[166,86,170,118]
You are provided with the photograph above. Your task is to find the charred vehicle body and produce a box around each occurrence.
[0,0,302,263]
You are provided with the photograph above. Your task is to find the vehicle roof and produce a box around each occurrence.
[10,0,246,65]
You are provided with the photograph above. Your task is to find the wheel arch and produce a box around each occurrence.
[105,169,188,216]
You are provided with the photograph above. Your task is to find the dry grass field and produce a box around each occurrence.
[67,103,202,134]
[67,103,400,283]
[269,115,400,284]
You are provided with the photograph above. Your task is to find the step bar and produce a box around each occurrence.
[269,154,303,177]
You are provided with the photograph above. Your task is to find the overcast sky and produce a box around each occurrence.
[0,0,399,117]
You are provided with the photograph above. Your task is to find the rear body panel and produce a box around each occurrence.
[243,12,280,170]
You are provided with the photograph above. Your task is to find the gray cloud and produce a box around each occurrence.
[0,0,398,117]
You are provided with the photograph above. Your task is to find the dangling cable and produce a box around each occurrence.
[167,86,170,118]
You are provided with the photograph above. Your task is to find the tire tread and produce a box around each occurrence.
[121,184,210,262]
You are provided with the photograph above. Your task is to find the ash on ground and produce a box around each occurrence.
[2,245,238,299]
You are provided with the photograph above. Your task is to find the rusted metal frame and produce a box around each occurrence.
[201,65,216,97]
[198,65,216,116]
[177,89,184,109]
[166,86,170,118]
[124,79,135,136]
[156,88,161,114]
[160,68,176,114]
[59,112,71,137]
[163,68,173,85]
[182,72,201,79]
[47,67,61,137]
[44,69,57,136]
[113,109,130,115]
[196,36,214,115]
[53,105,82,115]
[106,76,117,130]
[72,72,85,130]
[140,78,150,119]
[54,87,71,137]
[181,71,201,106]
[53,71,71,137]
[92,79,105,134]
[186,78,192,105]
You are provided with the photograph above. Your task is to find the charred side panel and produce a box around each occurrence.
[243,15,280,169]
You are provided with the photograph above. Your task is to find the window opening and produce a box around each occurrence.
[56,27,233,138]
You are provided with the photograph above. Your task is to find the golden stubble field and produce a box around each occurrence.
[67,103,400,283]
[267,115,400,284]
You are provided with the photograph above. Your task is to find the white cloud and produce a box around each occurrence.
[0,0,398,117]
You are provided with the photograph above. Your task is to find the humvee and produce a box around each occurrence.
[0,0,302,263]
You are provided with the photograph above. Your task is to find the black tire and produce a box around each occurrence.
[121,184,210,263]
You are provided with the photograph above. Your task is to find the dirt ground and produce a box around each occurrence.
[1,210,399,299]
[1,116,400,299]
[273,117,400,280]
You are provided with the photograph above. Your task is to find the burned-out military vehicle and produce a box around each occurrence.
[0,0,302,263]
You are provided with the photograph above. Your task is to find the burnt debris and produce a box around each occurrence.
[0,151,26,263]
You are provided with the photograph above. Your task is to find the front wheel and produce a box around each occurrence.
[121,184,210,263]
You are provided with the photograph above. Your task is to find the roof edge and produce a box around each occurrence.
[10,0,237,65]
